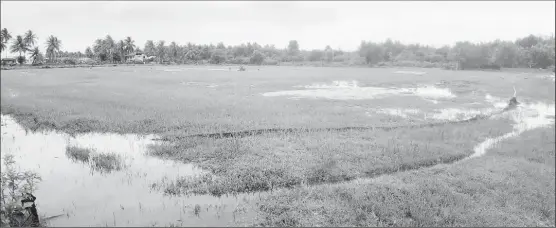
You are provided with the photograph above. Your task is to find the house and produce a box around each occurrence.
[126,52,147,63]
[1,58,17,66]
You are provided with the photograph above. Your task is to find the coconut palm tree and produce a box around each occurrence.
[2,28,13,58]
[124,36,135,56]
[29,47,43,64]
[45,35,61,63]
[23,30,38,47]
[10,35,30,64]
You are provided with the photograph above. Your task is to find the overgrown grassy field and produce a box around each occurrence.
[1,65,554,226]
[249,128,555,227]
[1,65,553,135]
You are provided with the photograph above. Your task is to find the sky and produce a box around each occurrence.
[1,1,555,56]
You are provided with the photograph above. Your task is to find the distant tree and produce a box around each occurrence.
[144,40,155,56]
[116,40,126,63]
[168,41,178,63]
[216,42,225,49]
[103,35,116,63]
[324,45,334,62]
[210,49,227,64]
[185,49,198,62]
[1,28,12,57]
[0,40,5,54]
[29,47,43,64]
[490,41,519,68]
[250,50,265,65]
[308,49,324,62]
[516,34,540,49]
[156,40,166,63]
[359,41,384,65]
[45,35,61,63]
[23,30,37,47]
[528,43,555,69]
[10,35,30,64]
[124,36,135,56]
[287,40,300,57]
[85,47,94,58]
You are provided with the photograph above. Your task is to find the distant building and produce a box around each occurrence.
[126,52,147,63]
[1,58,17,66]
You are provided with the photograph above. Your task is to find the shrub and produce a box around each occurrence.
[263,59,279,65]
[210,49,227,64]
[62,59,77,65]
[250,50,266,65]
[16,56,26,65]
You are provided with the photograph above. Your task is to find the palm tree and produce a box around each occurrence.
[124,36,135,56]
[1,28,13,58]
[45,35,61,63]
[23,30,38,47]
[29,47,43,64]
[10,35,30,64]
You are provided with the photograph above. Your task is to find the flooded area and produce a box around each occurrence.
[263,80,555,161]
[0,115,256,227]
[467,101,555,159]
[263,80,456,101]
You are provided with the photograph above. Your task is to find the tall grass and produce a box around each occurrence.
[152,118,514,197]
[247,128,555,227]
[65,146,92,163]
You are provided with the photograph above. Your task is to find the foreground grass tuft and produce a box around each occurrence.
[65,146,93,163]
[89,153,125,174]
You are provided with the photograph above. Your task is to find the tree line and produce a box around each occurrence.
[1,28,61,65]
[1,27,554,70]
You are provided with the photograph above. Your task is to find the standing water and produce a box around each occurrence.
[0,115,255,227]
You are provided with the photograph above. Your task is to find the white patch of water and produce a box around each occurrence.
[375,108,421,119]
[0,115,253,227]
[263,81,456,101]
[294,80,360,89]
[466,101,555,159]
[430,108,487,121]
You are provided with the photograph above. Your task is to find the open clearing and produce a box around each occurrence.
[1,65,555,226]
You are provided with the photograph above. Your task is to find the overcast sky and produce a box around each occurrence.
[1,1,555,55]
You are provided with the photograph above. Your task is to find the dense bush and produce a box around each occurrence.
[250,50,265,65]
[16,56,26,64]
